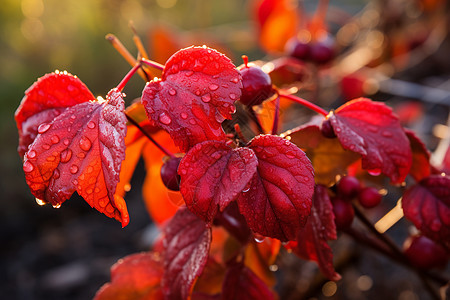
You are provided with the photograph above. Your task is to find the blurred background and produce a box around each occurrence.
[1,0,449,299]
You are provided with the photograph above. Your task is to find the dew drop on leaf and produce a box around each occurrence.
[52,203,61,209]
[201,94,211,103]
[51,135,60,144]
[180,112,188,119]
[254,233,265,243]
[87,121,96,129]
[35,198,46,206]
[70,164,79,174]
[169,88,177,96]
[42,144,50,150]
[209,84,219,91]
[159,112,172,125]
[37,123,51,134]
[382,130,393,137]
[23,160,34,172]
[53,169,60,179]
[368,168,381,176]
[27,150,37,159]
[79,136,92,151]
[185,70,194,77]
[59,149,72,163]
[229,93,237,100]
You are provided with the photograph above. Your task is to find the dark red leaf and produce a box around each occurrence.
[402,175,450,250]
[405,129,431,182]
[222,262,275,300]
[94,252,163,300]
[237,135,314,242]
[162,207,212,300]
[328,98,412,184]
[22,88,129,226]
[142,46,242,152]
[283,124,359,186]
[288,185,341,281]
[15,71,95,157]
[178,140,257,225]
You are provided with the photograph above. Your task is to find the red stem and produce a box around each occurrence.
[279,94,328,117]
[271,95,280,135]
[117,63,142,91]
[140,58,165,71]
[125,114,175,158]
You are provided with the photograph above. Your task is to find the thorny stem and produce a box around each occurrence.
[125,114,175,158]
[271,95,281,135]
[279,93,328,117]
[105,34,149,81]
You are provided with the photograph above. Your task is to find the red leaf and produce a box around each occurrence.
[402,175,450,250]
[22,88,129,226]
[222,262,275,300]
[328,98,412,184]
[288,185,341,281]
[141,46,242,152]
[284,124,359,186]
[15,71,95,157]
[237,135,314,242]
[178,141,258,225]
[94,252,163,300]
[162,207,212,300]
[405,129,431,182]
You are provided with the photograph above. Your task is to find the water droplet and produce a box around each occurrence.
[35,198,46,206]
[63,139,70,146]
[242,186,250,193]
[72,179,78,185]
[79,136,92,151]
[87,121,96,129]
[87,166,94,173]
[229,93,237,100]
[169,88,177,96]
[51,135,60,144]
[286,153,295,159]
[368,125,378,133]
[38,123,51,134]
[53,169,60,179]
[70,115,76,120]
[180,168,187,175]
[27,150,37,159]
[368,168,381,176]
[77,152,86,159]
[52,203,61,209]
[46,156,56,162]
[159,112,172,125]
[23,160,34,172]
[189,119,196,125]
[42,144,50,150]
[209,84,219,91]
[230,77,239,83]
[185,70,194,77]
[70,165,79,174]
[195,90,201,96]
[201,94,211,103]
[254,233,265,243]
[335,127,341,133]
[180,112,188,119]
[86,188,93,194]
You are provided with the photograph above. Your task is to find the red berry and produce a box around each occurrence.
[309,36,335,65]
[337,176,361,199]
[320,118,336,138]
[238,56,274,106]
[358,187,382,208]
[286,38,310,61]
[160,156,182,191]
[403,235,448,269]
[332,197,354,230]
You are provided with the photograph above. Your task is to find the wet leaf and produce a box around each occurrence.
[402,175,450,250]
[142,46,242,152]
[284,124,359,186]
[16,71,95,157]
[328,98,412,184]
[287,185,341,281]
[94,252,163,300]
[22,88,129,226]
[179,140,258,225]
[237,135,314,242]
[162,207,212,300]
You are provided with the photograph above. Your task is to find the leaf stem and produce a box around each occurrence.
[247,107,265,134]
[117,63,142,91]
[234,124,248,144]
[141,58,165,71]
[125,113,175,158]
[279,94,328,117]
